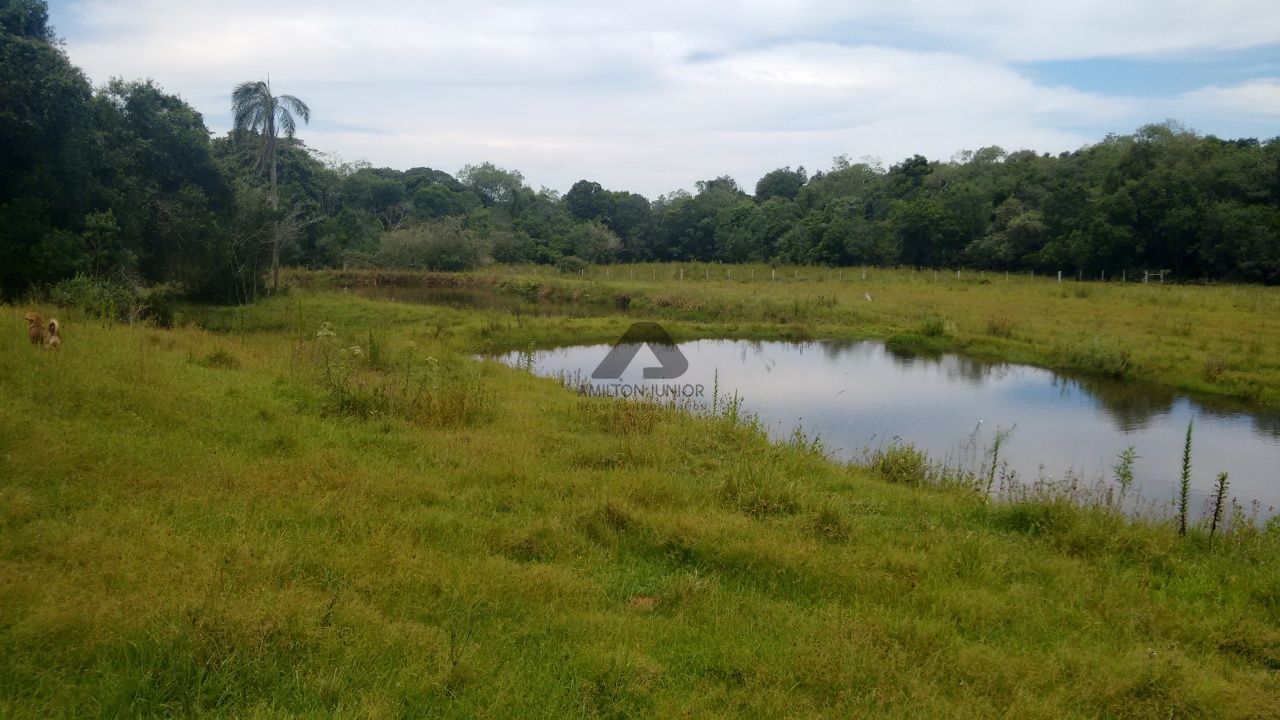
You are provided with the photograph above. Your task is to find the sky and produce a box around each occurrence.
[49,0,1280,197]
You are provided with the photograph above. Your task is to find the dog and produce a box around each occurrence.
[24,312,61,349]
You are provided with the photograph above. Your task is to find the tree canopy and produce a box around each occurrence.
[2,0,1278,300]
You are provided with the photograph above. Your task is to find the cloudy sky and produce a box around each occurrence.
[49,0,1280,197]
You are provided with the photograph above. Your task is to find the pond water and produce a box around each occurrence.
[498,339,1280,515]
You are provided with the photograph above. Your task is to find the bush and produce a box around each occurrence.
[917,314,953,338]
[1067,339,1132,377]
[49,276,139,320]
[497,278,541,301]
[556,256,588,274]
[565,221,621,264]
[868,442,932,486]
[374,219,490,271]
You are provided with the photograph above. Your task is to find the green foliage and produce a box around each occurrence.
[5,1,1280,309]
[1210,472,1230,541]
[556,256,588,274]
[754,166,807,202]
[564,221,622,264]
[306,322,490,427]
[497,278,542,301]
[719,457,802,517]
[868,441,933,486]
[374,219,490,271]
[1067,339,1132,377]
[1114,446,1138,497]
[1179,420,1194,536]
[48,275,139,320]
[917,314,952,338]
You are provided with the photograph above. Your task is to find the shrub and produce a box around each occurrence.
[374,219,490,271]
[868,442,932,486]
[49,275,139,320]
[1067,339,1132,377]
[497,278,541,301]
[986,315,1016,338]
[556,256,588,274]
[565,221,621,264]
[917,314,952,338]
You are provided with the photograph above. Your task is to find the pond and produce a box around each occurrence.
[497,339,1280,516]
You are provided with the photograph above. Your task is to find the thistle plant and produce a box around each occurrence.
[1178,419,1193,536]
[1209,472,1230,542]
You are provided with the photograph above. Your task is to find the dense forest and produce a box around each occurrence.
[3,0,1279,304]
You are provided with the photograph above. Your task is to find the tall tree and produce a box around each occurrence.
[231,79,310,291]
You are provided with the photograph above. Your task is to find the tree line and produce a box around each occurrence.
[3,0,1278,304]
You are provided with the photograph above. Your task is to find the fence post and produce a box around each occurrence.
[1057,270,1062,283]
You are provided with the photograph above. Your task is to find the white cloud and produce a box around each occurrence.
[52,1,1278,195]
[1181,78,1280,116]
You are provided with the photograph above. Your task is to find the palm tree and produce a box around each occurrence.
[232,79,310,292]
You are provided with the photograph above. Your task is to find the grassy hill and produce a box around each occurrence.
[2,275,1278,717]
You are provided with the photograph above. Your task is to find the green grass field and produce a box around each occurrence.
[2,269,1278,717]
[334,263,1276,408]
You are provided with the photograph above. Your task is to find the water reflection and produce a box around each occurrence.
[498,339,1280,512]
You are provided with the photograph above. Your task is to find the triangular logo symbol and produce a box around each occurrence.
[592,322,689,380]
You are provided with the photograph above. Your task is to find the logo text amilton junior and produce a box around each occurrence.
[579,382,705,399]
[586,322,703,398]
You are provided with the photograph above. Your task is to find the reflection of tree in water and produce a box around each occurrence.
[1054,374,1176,432]
[735,339,779,373]
[1246,412,1280,439]
[703,338,1280,441]
[1057,372,1280,438]
[873,342,1010,385]
[1191,400,1280,440]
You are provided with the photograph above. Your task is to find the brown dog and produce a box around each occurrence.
[24,312,61,349]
